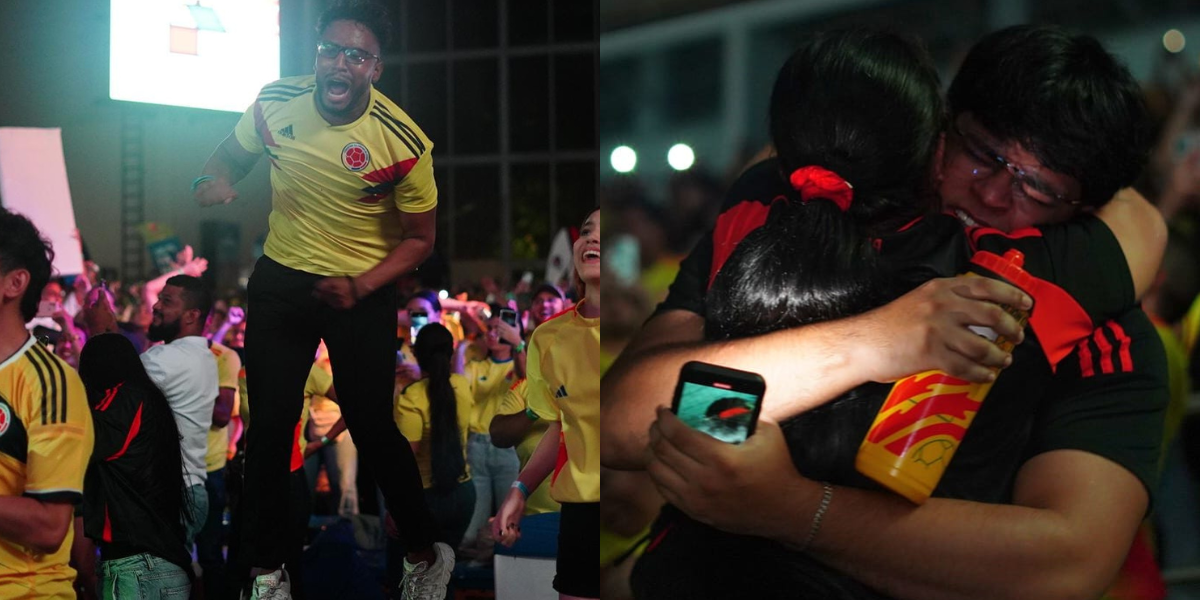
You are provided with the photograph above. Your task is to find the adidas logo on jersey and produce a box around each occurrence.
[276,124,295,140]
[555,385,568,399]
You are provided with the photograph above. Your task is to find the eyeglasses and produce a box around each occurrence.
[951,119,1079,208]
[409,312,428,318]
[316,41,379,65]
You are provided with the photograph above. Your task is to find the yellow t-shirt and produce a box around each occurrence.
[464,357,518,434]
[205,342,241,472]
[239,362,329,471]
[525,302,600,503]
[1154,321,1192,449]
[495,378,559,515]
[1181,293,1200,359]
[0,337,94,599]
[233,75,437,276]
[394,374,473,489]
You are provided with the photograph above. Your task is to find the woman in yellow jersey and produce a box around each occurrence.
[393,324,476,553]
[494,208,600,600]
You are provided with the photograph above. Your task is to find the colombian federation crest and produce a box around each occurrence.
[341,142,370,171]
[0,403,11,437]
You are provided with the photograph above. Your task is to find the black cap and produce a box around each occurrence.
[533,283,564,300]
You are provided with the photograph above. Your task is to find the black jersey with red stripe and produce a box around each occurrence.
[636,159,1164,598]
[83,378,191,572]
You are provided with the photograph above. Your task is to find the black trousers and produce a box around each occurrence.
[240,256,435,569]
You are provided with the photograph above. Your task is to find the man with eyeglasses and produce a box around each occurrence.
[604,25,1170,599]
[191,1,451,599]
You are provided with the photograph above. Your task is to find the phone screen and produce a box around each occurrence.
[500,309,518,328]
[36,301,57,319]
[672,362,765,444]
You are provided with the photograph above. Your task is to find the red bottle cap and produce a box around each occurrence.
[969,249,1034,293]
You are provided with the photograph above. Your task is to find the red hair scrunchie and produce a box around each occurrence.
[789,166,854,212]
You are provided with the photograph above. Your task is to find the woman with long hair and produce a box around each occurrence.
[493,207,601,600]
[393,323,476,551]
[78,333,194,598]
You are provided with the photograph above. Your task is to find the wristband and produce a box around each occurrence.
[511,480,530,499]
[800,483,834,551]
[345,276,359,301]
[191,175,215,192]
[514,341,526,353]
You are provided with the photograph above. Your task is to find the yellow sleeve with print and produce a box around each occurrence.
[206,343,242,471]
[497,378,559,515]
[233,75,437,277]
[525,304,600,503]
[0,340,93,599]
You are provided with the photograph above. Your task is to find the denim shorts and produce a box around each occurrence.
[100,553,191,600]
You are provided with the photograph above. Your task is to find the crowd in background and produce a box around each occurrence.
[24,241,583,600]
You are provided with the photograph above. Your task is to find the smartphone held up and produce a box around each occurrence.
[671,361,766,444]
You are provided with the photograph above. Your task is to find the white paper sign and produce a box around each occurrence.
[0,128,85,277]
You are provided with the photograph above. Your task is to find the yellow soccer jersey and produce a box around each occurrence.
[464,357,518,435]
[1182,293,1200,359]
[394,374,473,489]
[234,75,437,277]
[495,378,559,515]
[525,302,600,503]
[0,336,93,599]
[205,342,242,472]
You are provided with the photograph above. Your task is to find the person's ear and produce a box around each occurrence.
[372,60,383,85]
[0,269,30,304]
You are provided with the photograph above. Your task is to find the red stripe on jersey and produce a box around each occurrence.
[1107,320,1133,372]
[97,382,123,411]
[1026,277,1095,372]
[708,198,782,290]
[107,402,143,461]
[509,377,525,391]
[1080,340,1099,376]
[1078,339,1095,378]
[897,216,925,232]
[290,420,305,473]
[1093,327,1115,375]
[357,158,420,203]
[646,522,676,553]
[253,102,278,148]
[551,430,568,487]
[103,505,112,543]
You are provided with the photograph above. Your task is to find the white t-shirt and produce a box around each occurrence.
[141,335,219,487]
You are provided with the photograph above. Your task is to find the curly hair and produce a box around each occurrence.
[316,0,392,51]
[0,209,54,323]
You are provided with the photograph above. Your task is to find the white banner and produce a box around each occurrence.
[0,128,85,277]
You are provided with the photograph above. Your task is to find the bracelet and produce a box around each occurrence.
[514,341,526,353]
[190,175,215,192]
[801,483,834,551]
[511,480,530,499]
[345,276,359,301]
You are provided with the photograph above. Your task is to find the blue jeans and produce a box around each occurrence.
[185,483,208,549]
[100,553,191,599]
[463,433,520,545]
[196,467,227,596]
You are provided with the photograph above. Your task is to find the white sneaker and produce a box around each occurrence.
[241,567,292,600]
[400,542,455,600]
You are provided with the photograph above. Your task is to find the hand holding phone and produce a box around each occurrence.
[671,361,766,444]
